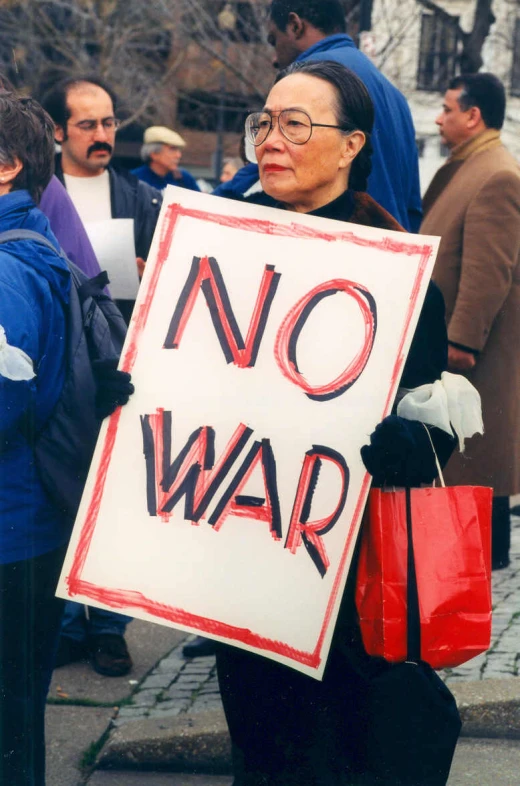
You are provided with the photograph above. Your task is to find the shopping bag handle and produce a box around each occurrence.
[422,424,445,487]
[405,486,421,664]
[405,424,446,664]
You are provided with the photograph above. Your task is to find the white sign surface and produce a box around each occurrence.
[58,187,439,679]
[85,218,139,299]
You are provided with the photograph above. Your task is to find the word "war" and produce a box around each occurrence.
[141,409,349,577]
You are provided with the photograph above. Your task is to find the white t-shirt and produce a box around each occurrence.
[63,170,112,224]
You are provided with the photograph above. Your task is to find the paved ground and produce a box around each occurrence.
[84,739,520,785]
[46,515,520,785]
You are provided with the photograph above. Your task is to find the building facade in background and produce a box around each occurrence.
[363,0,520,192]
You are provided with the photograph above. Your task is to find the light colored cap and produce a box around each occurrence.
[144,126,186,148]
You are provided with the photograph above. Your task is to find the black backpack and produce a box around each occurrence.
[0,229,127,522]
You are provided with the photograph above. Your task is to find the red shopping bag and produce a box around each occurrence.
[355,485,493,669]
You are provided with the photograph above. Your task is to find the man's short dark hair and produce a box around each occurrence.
[449,73,506,130]
[270,0,346,35]
[40,75,118,134]
[0,93,55,202]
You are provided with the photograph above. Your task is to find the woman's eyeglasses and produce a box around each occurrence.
[70,117,121,133]
[245,109,345,146]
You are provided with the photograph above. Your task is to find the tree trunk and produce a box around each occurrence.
[459,0,495,73]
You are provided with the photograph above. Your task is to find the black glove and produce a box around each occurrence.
[93,358,135,420]
[361,415,437,487]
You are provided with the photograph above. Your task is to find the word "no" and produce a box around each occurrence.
[163,256,377,402]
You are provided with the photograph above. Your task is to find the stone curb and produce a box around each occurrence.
[97,708,232,772]
[96,679,520,771]
[452,679,520,740]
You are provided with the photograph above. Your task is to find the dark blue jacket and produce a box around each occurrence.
[298,35,422,231]
[212,163,260,199]
[0,190,71,563]
[131,164,200,193]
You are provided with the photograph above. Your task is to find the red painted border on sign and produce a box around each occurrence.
[66,201,433,670]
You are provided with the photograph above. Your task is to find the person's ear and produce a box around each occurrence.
[286,12,305,41]
[339,130,366,169]
[467,105,482,130]
[54,124,66,144]
[0,157,23,184]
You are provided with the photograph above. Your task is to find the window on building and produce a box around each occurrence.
[511,18,520,96]
[417,11,459,92]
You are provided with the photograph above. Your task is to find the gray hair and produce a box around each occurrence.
[140,142,164,163]
[223,157,244,171]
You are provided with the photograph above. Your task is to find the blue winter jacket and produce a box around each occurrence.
[212,163,260,199]
[131,164,201,193]
[0,190,71,564]
[296,35,422,231]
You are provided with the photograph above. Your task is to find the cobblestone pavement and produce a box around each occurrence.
[113,646,221,728]
[113,516,520,727]
[443,513,520,684]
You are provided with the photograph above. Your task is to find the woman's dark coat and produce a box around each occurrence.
[216,189,448,786]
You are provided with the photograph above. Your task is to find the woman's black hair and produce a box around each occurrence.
[274,60,374,192]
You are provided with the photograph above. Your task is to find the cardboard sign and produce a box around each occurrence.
[57,187,439,679]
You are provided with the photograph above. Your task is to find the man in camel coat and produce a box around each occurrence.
[421,73,520,570]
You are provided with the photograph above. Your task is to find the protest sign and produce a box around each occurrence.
[57,187,439,679]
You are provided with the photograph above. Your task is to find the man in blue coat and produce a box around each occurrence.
[223,0,422,231]
[132,126,200,193]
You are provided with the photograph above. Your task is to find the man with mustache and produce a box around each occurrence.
[42,76,162,678]
[42,76,161,325]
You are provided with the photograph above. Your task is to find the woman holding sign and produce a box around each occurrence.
[215,60,461,786]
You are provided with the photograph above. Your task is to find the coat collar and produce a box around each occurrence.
[449,129,501,162]
[422,130,502,218]
[295,34,355,61]
[307,189,404,233]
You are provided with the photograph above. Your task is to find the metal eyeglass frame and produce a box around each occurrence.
[245,109,346,146]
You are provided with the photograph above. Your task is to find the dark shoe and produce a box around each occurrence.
[492,556,510,571]
[90,633,133,676]
[182,635,216,658]
[54,636,89,668]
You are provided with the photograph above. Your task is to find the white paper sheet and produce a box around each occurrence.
[85,218,139,300]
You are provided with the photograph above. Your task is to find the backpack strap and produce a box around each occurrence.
[0,228,67,259]
[76,270,110,302]
[0,229,111,303]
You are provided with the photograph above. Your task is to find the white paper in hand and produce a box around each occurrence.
[85,218,139,300]
[0,325,35,380]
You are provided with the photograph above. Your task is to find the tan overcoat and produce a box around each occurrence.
[421,130,520,495]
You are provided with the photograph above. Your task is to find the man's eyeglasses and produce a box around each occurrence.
[245,109,347,146]
[70,117,121,133]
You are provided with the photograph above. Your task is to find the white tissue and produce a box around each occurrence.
[397,371,483,452]
[0,325,36,381]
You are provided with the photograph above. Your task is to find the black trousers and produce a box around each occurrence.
[215,562,375,786]
[215,539,456,786]
[0,546,66,786]
[216,640,369,786]
[492,496,510,566]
